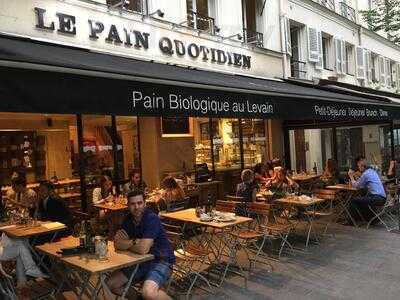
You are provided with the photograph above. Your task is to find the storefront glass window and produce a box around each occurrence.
[242,119,268,167]
[0,112,79,201]
[82,115,114,183]
[379,125,392,174]
[212,118,241,171]
[116,116,140,181]
[289,128,333,173]
[336,127,363,171]
[193,118,213,170]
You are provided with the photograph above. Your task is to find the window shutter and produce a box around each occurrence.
[284,17,292,56]
[341,40,346,74]
[379,56,385,84]
[308,27,319,62]
[335,38,342,74]
[373,55,380,83]
[397,63,400,91]
[392,62,398,89]
[356,46,365,79]
[386,59,392,87]
[365,50,372,84]
[316,31,323,69]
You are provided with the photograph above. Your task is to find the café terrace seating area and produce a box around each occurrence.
[1,169,399,300]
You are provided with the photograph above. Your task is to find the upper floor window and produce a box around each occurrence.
[322,34,333,70]
[186,0,216,33]
[107,0,143,13]
[345,43,355,75]
[242,0,264,47]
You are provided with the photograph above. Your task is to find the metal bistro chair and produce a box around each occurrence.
[163,222,213,300]
[367,185,399,232]
[304,189,339,237]
[248,202,294,260]
[0,262,17,300]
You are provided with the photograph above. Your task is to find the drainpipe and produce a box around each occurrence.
[278,0,288,79]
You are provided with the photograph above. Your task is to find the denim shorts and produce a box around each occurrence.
[122,261,172,288]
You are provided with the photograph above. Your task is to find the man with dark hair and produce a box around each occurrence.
[348,156,386,221]
[107,191,174,300]
[37,181,73,234]
[5,173,36,212]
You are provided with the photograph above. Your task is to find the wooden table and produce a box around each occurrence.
[325,184,358,192]
[326,184,362,227]
[2,178,81,194]
[160,208,252,229]
[275,196,326,207]
[36,236,154,299]
[0,221,67,273]
[94,202,128,212]
[291,174,321,182]
[0,221,67,239]
[275,196,328,249]
[291,174,321,192]
[59,192,81,200]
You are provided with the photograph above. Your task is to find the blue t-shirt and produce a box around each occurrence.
[121,208,175,264]
[352,168,386,198]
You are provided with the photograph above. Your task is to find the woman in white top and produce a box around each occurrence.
[92,175,113,205]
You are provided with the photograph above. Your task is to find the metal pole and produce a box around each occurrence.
[209,118,216,180]
[238,118,245,171]
[111,115,121,195]
[76,114,87,212]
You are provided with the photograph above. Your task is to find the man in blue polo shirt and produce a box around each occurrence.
[348,156,386,221]
[107,191,175,300]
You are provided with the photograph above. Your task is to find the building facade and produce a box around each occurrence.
[0,0,399,207]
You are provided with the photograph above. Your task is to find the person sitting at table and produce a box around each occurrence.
[265,161,275,178]
[0,233,47,297]
[270,166,299,192]
[348,156,386,222]
[321,158,339,185]
[92,175,114,205]
[123,169,148,196]
[236,169,257,216]
[387,160,400,180]
[107,191,175,300]
[254,163,272,186]
[36,181,73,235]
[4,174,37,215]
[160,176,185,211]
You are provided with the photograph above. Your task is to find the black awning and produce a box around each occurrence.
[0,35,399,120]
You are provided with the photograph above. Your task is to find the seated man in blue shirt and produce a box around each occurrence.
[348,156,386,221]
[107,191,175,300]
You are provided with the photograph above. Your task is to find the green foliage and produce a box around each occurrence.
[360,0,400,44]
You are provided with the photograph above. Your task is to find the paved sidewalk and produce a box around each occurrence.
[193,223,400,300]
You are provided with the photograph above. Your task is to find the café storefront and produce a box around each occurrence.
[1,1,400,212]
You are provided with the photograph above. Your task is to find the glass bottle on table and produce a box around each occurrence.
[79,221,86,248]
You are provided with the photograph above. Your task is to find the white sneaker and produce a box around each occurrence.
[26,268,49,279]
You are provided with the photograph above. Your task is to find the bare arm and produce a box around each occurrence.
[114,229,154,255]
[114,229,134,250]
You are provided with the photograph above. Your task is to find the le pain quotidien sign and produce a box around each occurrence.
[34,7,252,69]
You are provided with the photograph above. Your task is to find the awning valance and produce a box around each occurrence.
[0,35,399,120]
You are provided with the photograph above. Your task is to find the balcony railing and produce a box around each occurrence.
[187,10,216,34]
[243,28,264,48]
[290,59,307,79]
[339,2,356,22]
[106,0,143,13]
[318,0,335,11]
